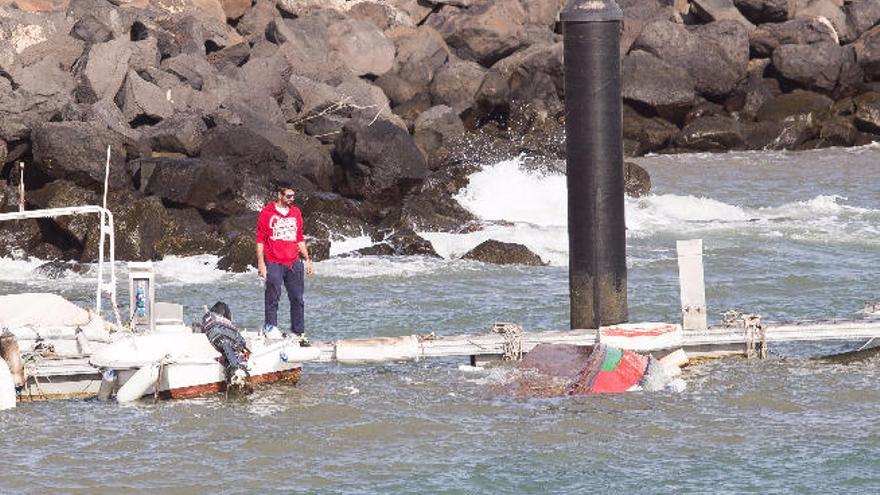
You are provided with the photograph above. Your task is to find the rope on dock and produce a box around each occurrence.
[492,323,523,361]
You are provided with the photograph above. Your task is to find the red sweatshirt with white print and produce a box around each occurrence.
[256,203,304,264]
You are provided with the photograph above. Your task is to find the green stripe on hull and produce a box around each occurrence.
[601,347,623,371]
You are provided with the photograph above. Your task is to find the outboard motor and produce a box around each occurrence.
[202,302,250,389]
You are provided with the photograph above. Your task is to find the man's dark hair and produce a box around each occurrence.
[210,301,232,320]
[276,182,294,194]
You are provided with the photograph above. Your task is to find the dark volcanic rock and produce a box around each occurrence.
[0,220,43,259]
[334,117,429,205]
[145,113,208,156]
[691,0,755,27]
[734,0,794,23]
[474,42,563,124]
[216,235,254,272]
[845,0,880,41]
[427,0,532,66]
[33,260,90,279]
[384,25,450,90]
[201,125,334,192]
[81,38,131,102]
[755,91,834,122]
[632,20,749,99]
[135,157,249,215]
[385,161,478,232]
[360,228,440,257]
[308,237,331,262]
[772,42,862,95]
[27,180,99,249]
[819,116,860,146]
[31,122,128,189]
[622,50,695,121]
[624,162,652,198]
[462,240,545,266]
[853,26,880,81]
[618,0,675,56]
[414,105,465,168]
[749,17,837,58]
[676,115,746,151]
[623,106,680,155]
[429,57,487,116]
[854,92,880,133]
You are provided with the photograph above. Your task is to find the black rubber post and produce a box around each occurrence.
[561,0,628,329]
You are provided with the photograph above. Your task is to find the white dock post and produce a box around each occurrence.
[677,240,707,331]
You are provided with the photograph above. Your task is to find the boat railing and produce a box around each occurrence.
[0,147,123,331]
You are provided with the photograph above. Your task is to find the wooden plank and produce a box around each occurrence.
[677,239,707,331]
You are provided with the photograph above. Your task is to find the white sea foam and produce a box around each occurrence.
[152,255,228,285]
[329,235,373,257]
[316,255,454,279]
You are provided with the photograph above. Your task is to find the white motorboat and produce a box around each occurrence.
[0,292,117,400]
[91,331,322,401]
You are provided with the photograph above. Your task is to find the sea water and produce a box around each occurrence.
[1,147,879,493]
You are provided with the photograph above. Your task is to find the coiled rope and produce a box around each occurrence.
[492,323,523,361]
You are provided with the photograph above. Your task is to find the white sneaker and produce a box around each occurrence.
[263,324,283,339]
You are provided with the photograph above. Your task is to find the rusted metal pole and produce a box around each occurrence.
[561,0,628,329]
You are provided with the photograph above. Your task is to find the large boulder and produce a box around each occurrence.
[623,105,680,156]
[772,42,863,96]
[109,194,223,261]
[216,235,255,272]
[795,0,851,44]
[334,117,429,205]
[135,157,242,214]
[622,50,695,121]
[734,0,795,23]
[118,71,175,123]
[358,228,440,257]
[462,240,545,266]
[414,105,465,168]
[619,0,675,56]
[201,125,335,192]
[755,90,834,122]
[853,92,880,133]
[144,113,208,156]
[632,20,749,99]
[385,25,450,89]
[690,0,755,28]
[429,56,487,117]
[386,162,478,232]
[427,0,532,66]
[854,26,880,81]
[749,17,836,58]
[27,180,99,250]
[0,219,43,259]
[475,42,563,123]
[80,37,132,102]
[31,122,128,189]
[845,0,880,41]
[676,115,746,151]
[624,161,652,197]
[327,18,395,77]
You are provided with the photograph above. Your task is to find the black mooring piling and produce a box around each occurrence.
[561,0,628,330]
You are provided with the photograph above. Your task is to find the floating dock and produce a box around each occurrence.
[310,319,880,365]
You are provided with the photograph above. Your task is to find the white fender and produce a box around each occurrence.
[116,364,160,403]
[0,358,16,410]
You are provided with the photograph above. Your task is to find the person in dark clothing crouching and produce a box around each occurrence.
[201,302,250,388]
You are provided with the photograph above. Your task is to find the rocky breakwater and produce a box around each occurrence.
[0,0,676,271]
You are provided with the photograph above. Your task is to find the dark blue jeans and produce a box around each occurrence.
[264,261,305,335]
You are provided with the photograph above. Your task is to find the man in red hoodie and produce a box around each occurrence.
[256,183,314,345]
